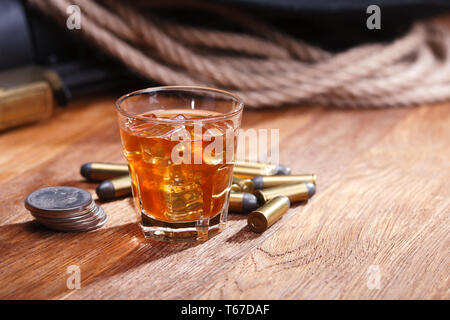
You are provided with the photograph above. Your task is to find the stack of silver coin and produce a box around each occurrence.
[25,186,107,232]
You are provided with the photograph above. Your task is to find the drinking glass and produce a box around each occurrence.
[116,86,243,242]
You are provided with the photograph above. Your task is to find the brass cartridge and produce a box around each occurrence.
[96,175,132,201]
[231,176,255,192]
[247,196,290,233]
[228,192,259,213]
[233,166,275,179]
[252,174,316,190]
[81,162,129,181]
[230,184,241,192]
[254,182,315,204]
[235,160,291,175]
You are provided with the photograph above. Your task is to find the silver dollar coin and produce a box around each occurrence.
[25,186,93,214]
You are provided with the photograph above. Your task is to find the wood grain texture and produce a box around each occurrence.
[0,94,448,299]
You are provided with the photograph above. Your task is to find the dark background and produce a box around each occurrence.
[1,0,449,100]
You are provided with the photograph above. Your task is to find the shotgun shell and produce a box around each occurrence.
[228,192,259,213]
[235,160,291,175]
[80,162,128,181]
[232,176,255,193]
[254,182,315,205]
[252,174,316,190]
[247,196,290,233]
[96,175,132,201]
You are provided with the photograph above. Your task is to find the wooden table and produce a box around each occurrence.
[0,95,448,299]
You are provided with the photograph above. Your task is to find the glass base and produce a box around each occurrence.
[139,208,227,243]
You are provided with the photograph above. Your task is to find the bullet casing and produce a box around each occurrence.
[233,166,276,179]
[252,174,316,190]
[81,162,129,181]
[228,192,259,213]
[96,175,132,200]
[82,161,289,182]
[235,160,278,171]
[230,184,241,192]
[235,160,291,175]
[232,176,254,192]
[254,183,315,204]
[247,196,290,233]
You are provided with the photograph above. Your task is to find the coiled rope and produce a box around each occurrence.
[29,0,450,108]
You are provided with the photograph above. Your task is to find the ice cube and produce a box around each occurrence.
[170,114,187,121]
[163,167,203,220]
[135,124,189,139]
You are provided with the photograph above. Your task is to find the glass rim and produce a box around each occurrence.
[115,86,244,124]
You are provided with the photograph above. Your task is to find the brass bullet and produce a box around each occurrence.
[232,176,255,192]
[228,192,259,213]
[96,175,132,201]
[81,160,292,182]
[233,166,274,179]
[80,162,129,181]
[254,182,315,205]
[230,184,241,192]
[235,160,291,175]
[247,196,290,233]
[252,174,316,190]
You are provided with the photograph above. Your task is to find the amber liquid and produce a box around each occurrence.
[119,110,236,223]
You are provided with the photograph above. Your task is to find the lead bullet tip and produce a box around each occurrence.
[305,182,316,198]
[275,165,291,175]
[80,162,92,179]
[96,180,115,201]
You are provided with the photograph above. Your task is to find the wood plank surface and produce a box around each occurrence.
[0,94,448,299]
